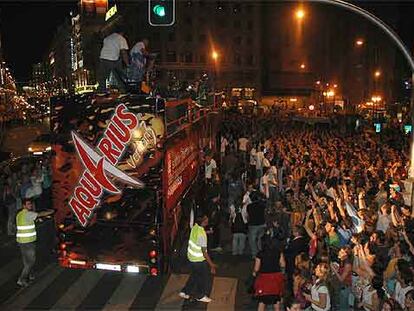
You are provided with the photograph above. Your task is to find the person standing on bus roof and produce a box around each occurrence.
[97,25,129,94]
[179,214,218,303]
[16,198,54,287]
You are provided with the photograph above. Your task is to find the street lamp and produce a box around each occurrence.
[211,51,219,61]
[374,70,381,78]
[300,63,306,69]
[295,8,305,20]
[356,39,364,46]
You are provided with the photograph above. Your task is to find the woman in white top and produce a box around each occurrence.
[358,276,381,311]
[303,263,331,311]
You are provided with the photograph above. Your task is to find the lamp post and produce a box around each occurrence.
[211,50,219,91]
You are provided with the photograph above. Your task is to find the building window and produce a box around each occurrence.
[233,4,241,13]
[246,55,254,66]
[185,34,193,42]
[247,20,253,30]
[167,51,177,62]
[231,88,242,97]
[199,34,207,43]
[233,20,241,29]
[233,54,241,65]
[234,37,242,45]
[184,52,193,63]
[168,33,176,42]
[186,72,195,79]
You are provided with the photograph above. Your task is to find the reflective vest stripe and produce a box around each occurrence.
[16,232,37,238]
[188,240,201,250]
[187,248,204,258]
[17,225,35,230]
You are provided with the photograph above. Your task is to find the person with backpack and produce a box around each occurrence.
[230,198,248,255]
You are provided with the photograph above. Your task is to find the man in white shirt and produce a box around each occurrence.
[97,27,129,94]
[205,153,217,184]
[220,136,228,159]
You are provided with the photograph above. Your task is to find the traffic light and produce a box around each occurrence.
[149,0,175,26]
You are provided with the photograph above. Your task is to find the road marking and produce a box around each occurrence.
[0,259,20,288]
[207,277,238,311]
[102,274,147,310]
[155,273,189,310]
[52,269,105,310]
[3,263,62,310]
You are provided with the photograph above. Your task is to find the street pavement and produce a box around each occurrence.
[0,233,257,310]
[1,122,49,156]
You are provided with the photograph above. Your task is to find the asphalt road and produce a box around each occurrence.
[0,226,257,310]
[1,122,49,157]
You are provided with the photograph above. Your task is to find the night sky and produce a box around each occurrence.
[1,1,414,83]
[0,1,77,83]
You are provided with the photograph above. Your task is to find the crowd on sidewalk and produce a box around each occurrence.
[199,112,414,310]
[0,155,52,237]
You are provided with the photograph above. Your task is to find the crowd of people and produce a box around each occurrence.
[200,111,414,310]
[0,156,52,237]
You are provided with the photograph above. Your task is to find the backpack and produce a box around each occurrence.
[232,209,247,234]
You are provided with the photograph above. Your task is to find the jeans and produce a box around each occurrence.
[97,59,126,93]
[19,242,36,283]
[248,224,266,258]
[232,233,247,255]
[339,286,352,310]
[182,261,211,299]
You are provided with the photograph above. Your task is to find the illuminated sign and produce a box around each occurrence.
[105,4,117,21]
[75,84,97,94]
[69,104,145,226]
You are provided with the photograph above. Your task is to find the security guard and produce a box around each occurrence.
[16,198,54,287]
[179,214,217,303]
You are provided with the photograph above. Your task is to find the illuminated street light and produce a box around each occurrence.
[211,51,219,61]
[316,81,321,85]
[374,70,381,78]
[371,95,382,102]
[333,84,338,88]
[295,9,305,20]
[356,39,364,46]
[300,63,306,69]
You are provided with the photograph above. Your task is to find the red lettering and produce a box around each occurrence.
[98,138,121,164]
[111,117,131,143]
[74,136,119,193]
[69,198,91,227]
[80,171,103,197]
[74,187,98,210]
[106,126,124,150]
[116,104,138,130]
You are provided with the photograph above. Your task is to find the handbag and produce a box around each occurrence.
[254,272,285,296]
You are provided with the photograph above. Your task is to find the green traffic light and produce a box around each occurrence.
[153,4,166,17]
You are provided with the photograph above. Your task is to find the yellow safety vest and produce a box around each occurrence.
[16,209,37,244]
[187,224,206,262]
